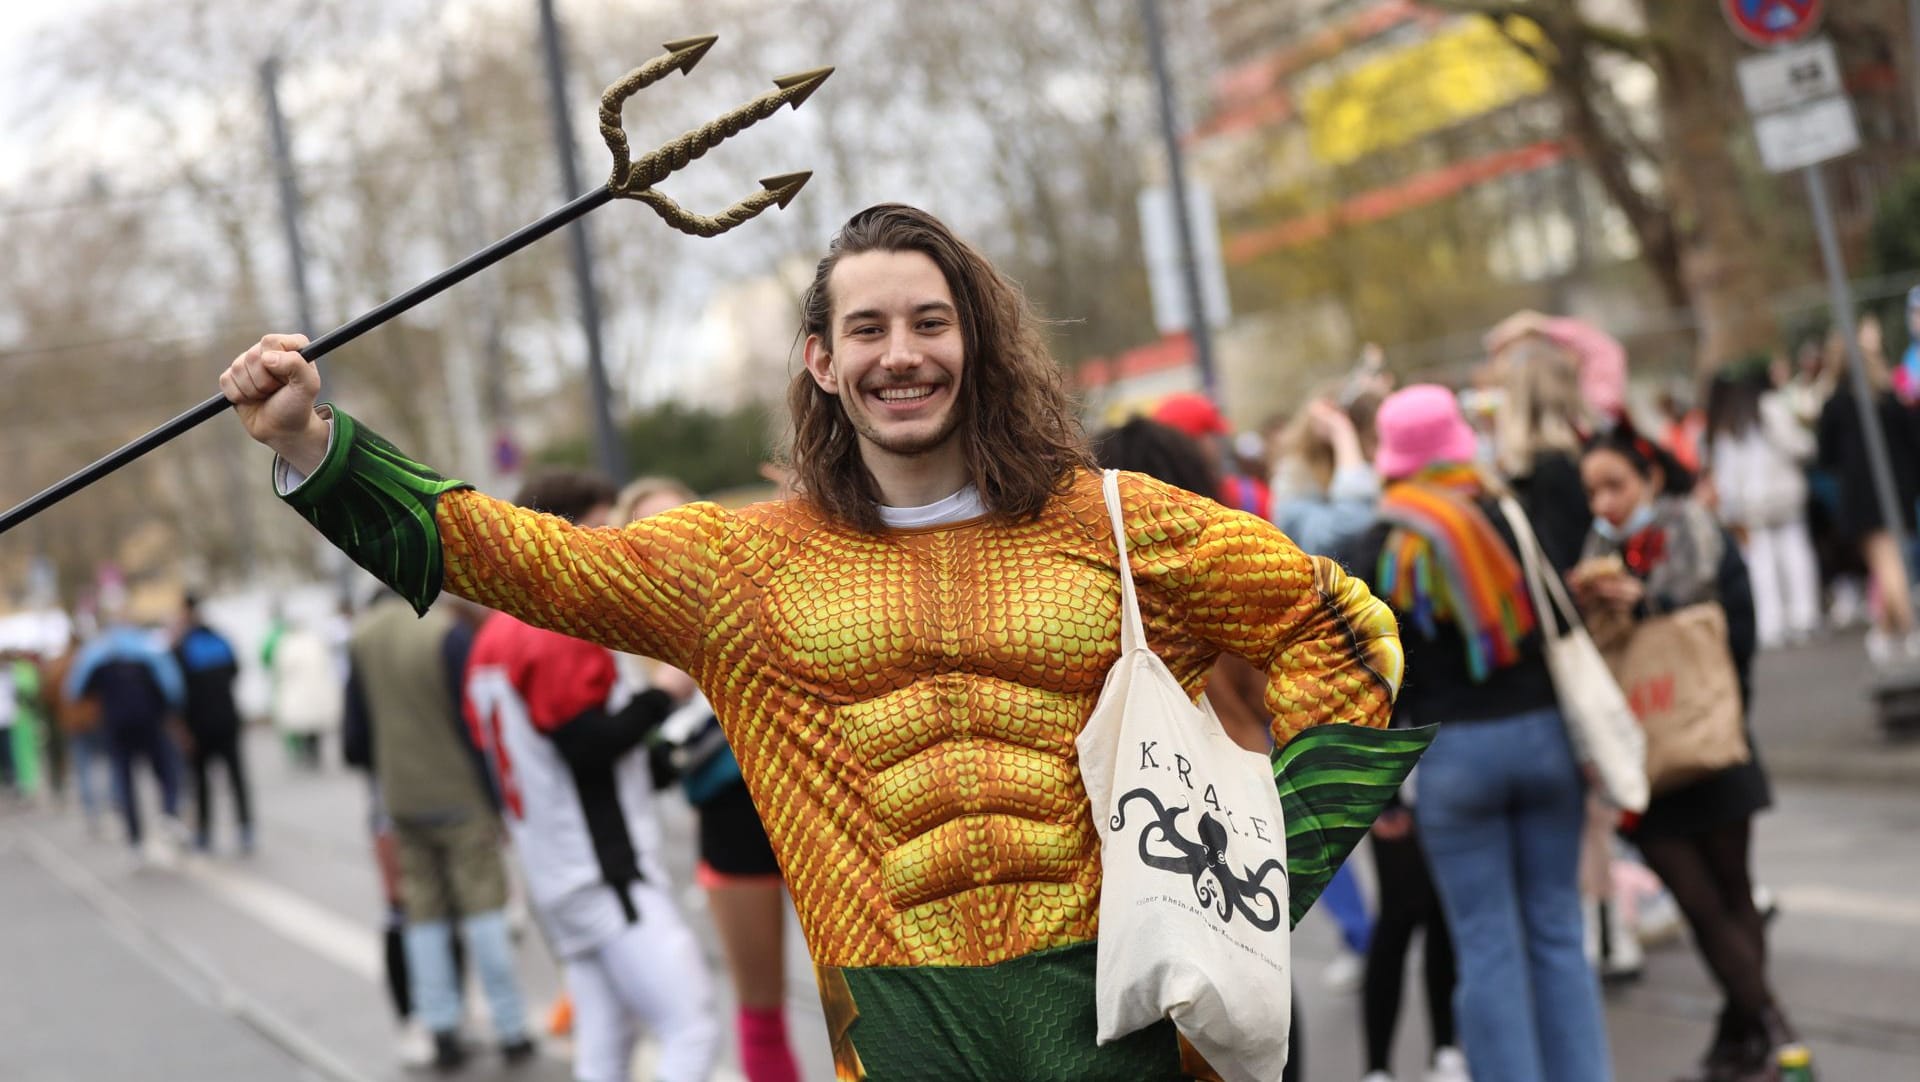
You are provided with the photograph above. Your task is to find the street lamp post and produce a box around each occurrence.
[1140,0,1218,398]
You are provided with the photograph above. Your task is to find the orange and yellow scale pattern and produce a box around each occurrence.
[438,468,1401,975]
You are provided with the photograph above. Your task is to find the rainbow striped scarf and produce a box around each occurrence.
[1375,464,1536,683]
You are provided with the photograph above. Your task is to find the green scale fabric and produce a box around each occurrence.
[835,942,1188,1081]
[1274,722,1434,926]
[279,406,468,615]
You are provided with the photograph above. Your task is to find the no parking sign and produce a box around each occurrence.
[1721,0,1824,48]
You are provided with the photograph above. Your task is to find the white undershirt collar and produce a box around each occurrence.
[876,485,986,529]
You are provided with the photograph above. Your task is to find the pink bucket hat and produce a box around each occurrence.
[1374,384,1479,480]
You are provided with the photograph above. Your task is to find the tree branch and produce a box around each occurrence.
[1420,0,1654,60]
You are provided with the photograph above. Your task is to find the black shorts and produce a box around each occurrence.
[696,780,780,878]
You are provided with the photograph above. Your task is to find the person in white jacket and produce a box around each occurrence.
[1707,365,1821,647]
[266,619,344,768]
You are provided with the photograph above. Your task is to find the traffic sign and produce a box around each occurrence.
[1722,0,1824,48]
[1737,37,1843,114]
[1737,37,1859,174]
[1138,184,1231,336]
[1752,97,1860,173]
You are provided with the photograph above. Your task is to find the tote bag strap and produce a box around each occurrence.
[1102,469,1148,654]
[1495,495,1581,640]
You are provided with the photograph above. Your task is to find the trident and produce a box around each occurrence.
[0,37,829,534]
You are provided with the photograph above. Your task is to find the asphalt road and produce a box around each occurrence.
[2,633,1917,1081]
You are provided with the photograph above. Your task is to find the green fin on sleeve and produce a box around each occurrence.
[1275,723,1435,928]
[278,407,470,615]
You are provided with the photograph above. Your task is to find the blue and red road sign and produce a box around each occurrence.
[1722,0,1824,47]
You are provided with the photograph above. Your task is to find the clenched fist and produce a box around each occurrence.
[220,333,331,474]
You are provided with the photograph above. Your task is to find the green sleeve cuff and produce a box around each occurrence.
[278,405,471,614]
[1275,722,1435,928]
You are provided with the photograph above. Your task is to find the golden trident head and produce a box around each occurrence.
[597,36,832,238]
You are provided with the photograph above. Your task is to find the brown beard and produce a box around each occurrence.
[845,387,963,457]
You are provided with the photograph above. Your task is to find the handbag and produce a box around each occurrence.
[1076,470,1292,1082]
[652,693,743,805]
[1602,602,1750,793]
[1495,496,1650,813]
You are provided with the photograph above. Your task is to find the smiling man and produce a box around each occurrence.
[221,204,1422,1081]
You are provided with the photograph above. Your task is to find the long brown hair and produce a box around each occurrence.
[785,203,1093,532]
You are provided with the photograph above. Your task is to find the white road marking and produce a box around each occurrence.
[18,827,379,1082]
[17,819,772,1081]
[180,854,752,1080]
[1778,884,1920,927]
[177,853,383,983]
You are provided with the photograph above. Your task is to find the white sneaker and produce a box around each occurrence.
[1322,951,1364,993]
[1868,629,1897,667]
[141,833,181,870]
[1362,1072,1396,1082]
[1426,1046,1472,1082]
[394,1021,434,1068]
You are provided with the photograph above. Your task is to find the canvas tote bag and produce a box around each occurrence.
[1076,470,1292,1082]
[1495,496,1650,813]
[1602,602,1750,793]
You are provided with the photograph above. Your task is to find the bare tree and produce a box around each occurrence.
[1420,1,1786,372]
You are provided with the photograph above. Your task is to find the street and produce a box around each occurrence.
[3,631,1918,1081]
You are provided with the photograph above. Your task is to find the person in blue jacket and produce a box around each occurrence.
[66,611,187,856]
[174,594,255,854]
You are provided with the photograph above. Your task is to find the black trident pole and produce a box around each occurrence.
[0,38,826,537]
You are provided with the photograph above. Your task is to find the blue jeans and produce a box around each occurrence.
[1415,707,1610,1082]
[1321,859,1373,955]
[69,730,107,825]
[404,910,528,1042]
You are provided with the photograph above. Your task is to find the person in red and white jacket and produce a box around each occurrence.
[463,470,721,1082]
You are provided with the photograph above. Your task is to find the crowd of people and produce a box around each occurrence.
[2,594,261,859]
[8,202,1908,1081]
[1120,297,1912,1081]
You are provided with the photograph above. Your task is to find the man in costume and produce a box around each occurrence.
[221,204,1424,1080]
[461,469,723,1082]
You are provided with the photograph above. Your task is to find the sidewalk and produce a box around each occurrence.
[1746,631,1920,786]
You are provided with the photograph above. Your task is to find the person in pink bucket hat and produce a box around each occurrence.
[1373,384,1481,480]
[1344,383,1613,1082]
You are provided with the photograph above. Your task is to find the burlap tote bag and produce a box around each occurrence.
[1602,602,1750,794]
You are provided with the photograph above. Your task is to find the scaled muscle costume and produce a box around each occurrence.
[284,409,1430,1080]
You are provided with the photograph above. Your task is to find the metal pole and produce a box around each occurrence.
[260,57,319,337]
[260,55,319,584]
[1139,0,1218,397]
[1909,0,1920,143]
[1804,164,1910,556]
[537,0,627,481]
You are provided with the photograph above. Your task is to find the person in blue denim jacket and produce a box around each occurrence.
[1271,393,1384,558]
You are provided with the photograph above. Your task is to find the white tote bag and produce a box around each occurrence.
[1077,470,1292,1082]
[1495,496,1649,813]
